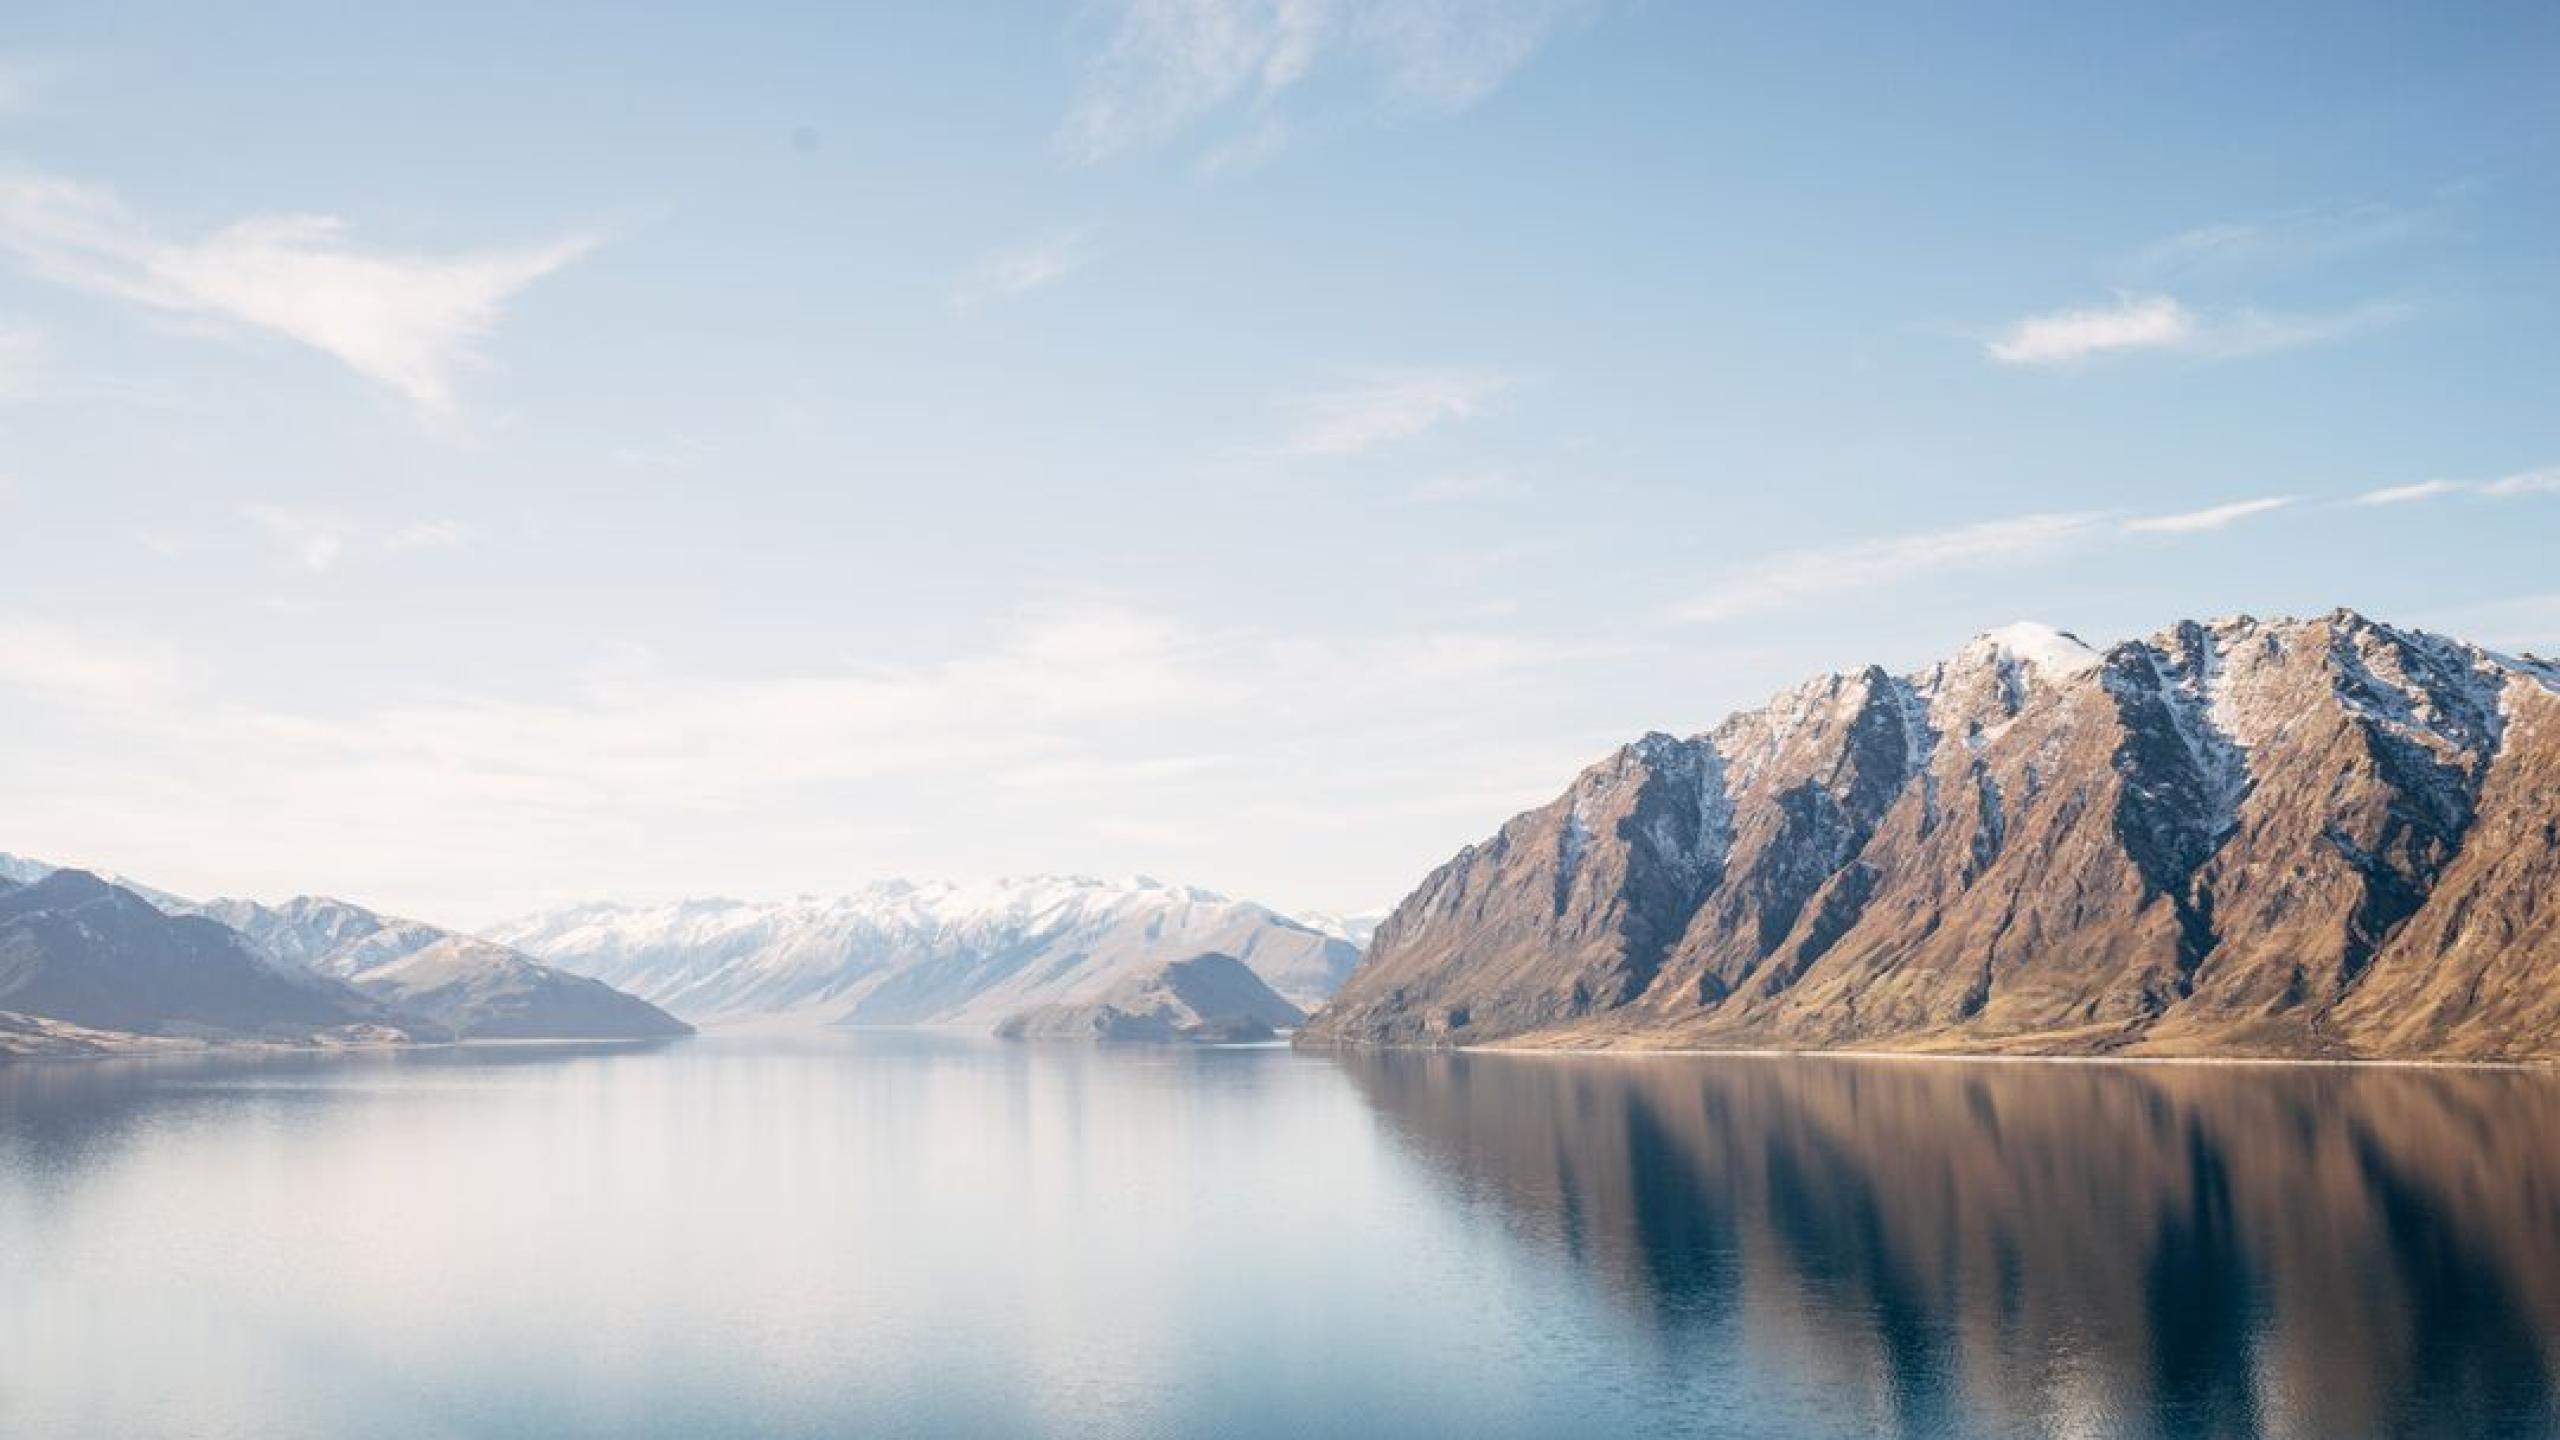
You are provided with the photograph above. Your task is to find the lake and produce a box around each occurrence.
[3,1035,2555,1438]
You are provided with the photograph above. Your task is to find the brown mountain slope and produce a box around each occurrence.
[1302,612,2560,1061]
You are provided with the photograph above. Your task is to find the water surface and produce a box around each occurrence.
[3,1036,2554,1438]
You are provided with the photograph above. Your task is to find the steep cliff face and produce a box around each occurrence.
[1307,733,1732,1044]
[1302,613,2560,1061]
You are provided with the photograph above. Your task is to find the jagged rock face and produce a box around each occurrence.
[193,895,450,978]
[1303,613,2560,1061]
[1308,734,1732,1044]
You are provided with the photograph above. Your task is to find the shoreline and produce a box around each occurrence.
[1427,1041,2560,1073]
[0,1031,692,1067]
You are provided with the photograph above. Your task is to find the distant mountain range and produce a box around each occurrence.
[194,896,692,1042]
[1,870,427,1047]
[0,858,689,1057]
[488,876,1366,1028]
[1,855,1371,1058]
[1305,612,2560,1062]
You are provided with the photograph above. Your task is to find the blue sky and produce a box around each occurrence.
[0,1,2553,923]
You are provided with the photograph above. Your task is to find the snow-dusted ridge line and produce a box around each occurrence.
[486,872,1367,1024]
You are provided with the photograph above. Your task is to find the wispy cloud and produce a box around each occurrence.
[244,506,351,572]
[1280,366,1511,457]
[1985,292,2397,367]
[0,600,1572,851]
[2483,467,2560,498]
[0,172,591,413]
[1675,512,2116,624]
[2128,201,2436,277]
[2410,592,2560,658]
[387,518,471,550]
[950,222,1101,314]
[0,616,189,711]
[2353,479,2466,506]
[1407,467,1525,504]
[1198,114,1295,178]
[2123,496,2294,533]
[1986,294,2194,365]
[0,55,60,116]
[0,324,39,399]
[1061,0,1589,163]
[243,505,470,573]
[2350,465,2559,506]
[2195,301,2404,359]
[1678,495,2301,624]
[0,591,1610,919]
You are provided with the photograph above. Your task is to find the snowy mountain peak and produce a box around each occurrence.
[1963,622,2101,678]
[0,852,196,911]
[487,873,1364,1024]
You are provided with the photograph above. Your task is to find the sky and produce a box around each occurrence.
[0,1,2554,926]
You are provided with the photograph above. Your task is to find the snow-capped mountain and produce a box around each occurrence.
[487,874,1363,1027]
[0,852,195,912]
[196,895,691,1041]
[1294,910,1387,950]
[2,855,689,1044]
[1,870,429,1046]
[1306,612,2560,1061]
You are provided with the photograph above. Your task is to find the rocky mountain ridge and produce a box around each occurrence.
[1303,611,2560,1061]
[1,870,430,1050]
[197,895,692,1041]
[0,860,689,1054]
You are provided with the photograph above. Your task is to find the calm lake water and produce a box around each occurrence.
[3,1035,2556,1439]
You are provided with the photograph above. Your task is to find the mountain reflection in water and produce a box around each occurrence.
[1333,1051,2560,1439]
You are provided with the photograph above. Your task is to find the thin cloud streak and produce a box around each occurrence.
[2483,467,2560,498]
[243,506,471,574]
[2353,479,2466,506]
[1679,494,2302,624]
[0,172,591,412]
[1675,512,2116,624]
[0,325,40,399]
[2349,466,2560,505]
[2123,496,2293,533]
[1279,366,1511,457]
[1986,295,2193,365]
[2128,201,2437,277]
[0,616,190,711]
[1060,0,1589,163]
[950,223,1101,314]
[2410,592,2560,658]
[0,55,60,115]
[1986,293,2398,366]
